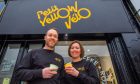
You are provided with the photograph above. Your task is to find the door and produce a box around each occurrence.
[0,43,21,84]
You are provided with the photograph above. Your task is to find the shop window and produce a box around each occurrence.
[28,44,42,52]
[130,0,140,21]
[55,41,118,84]
[130,0,140,15]
[0,0,4,2]
[0,44,20,84]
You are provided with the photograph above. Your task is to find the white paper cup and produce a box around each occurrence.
[50,64,58,71]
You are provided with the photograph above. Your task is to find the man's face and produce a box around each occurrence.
[44,29,58,49]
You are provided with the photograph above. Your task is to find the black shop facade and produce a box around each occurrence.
[0,0,139,84]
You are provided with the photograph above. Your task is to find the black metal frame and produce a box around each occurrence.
[106,34,139,84]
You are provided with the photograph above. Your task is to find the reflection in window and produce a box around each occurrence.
[130,0,140,15]
[28,44,42,52]
[83,45,117,84]
[130,0,140,21]
[0,44,20,84]
[55,41,118,84]
[55,46,69,62]
[0,1,5,16]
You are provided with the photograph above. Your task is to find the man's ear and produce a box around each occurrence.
[44,35,46,40]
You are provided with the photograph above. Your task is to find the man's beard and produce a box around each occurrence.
[46,42,56,49]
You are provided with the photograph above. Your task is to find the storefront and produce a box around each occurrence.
[0,0,139,84]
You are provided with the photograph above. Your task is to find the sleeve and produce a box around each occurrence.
[15,51,42,81]
[77,61,100,84]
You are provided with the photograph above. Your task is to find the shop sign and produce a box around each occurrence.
[37,1,91,29]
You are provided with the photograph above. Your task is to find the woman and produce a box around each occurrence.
[62,40,99,84]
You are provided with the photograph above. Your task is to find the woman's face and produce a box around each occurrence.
[70,43,81,58]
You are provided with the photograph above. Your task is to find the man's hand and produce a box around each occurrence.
[42,67,57,79]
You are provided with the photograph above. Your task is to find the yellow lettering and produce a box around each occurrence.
[46,17,52,24]
[67,1,78,12]
[57,8,70,18]
[50,14,55,22]
[54,5,59,11]
[37,11,43,19]
[43,11,49,16]
[65,16,71,29]
[36,1,91,29]
[71,13,79,22]
[78,8,91,19]
[47,8,52,14]
[39,20,45,26]
[51,6,58,13]
[53,13,59,20]
[37,11,46,27]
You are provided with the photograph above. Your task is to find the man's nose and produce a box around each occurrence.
[50,36,55,40]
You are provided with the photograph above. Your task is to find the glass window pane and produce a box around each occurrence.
[82,41,118,84]
[0,0,4,2]
[130,0,140,15]
[55,46,69,62]
[0,44,20,84]
[0,2,5,16]
[28,44,42,52]
[55,41,118,84]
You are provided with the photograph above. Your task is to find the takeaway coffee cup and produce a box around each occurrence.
[64,62,73,68]
[49,64,58,71]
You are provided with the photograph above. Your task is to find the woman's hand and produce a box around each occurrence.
[65,66,79,77]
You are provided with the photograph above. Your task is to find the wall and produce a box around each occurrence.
[122,33,140,82]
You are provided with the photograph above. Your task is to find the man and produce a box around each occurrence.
[15,28,64,84]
